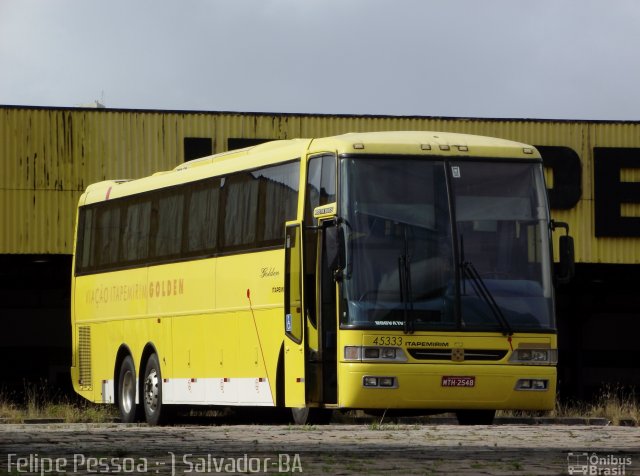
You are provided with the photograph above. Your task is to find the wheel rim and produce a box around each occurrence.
[144,368,159,413]
[121,370,135,414]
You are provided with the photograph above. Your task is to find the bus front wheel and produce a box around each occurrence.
[143,353,169,425]
[117,355,138,423]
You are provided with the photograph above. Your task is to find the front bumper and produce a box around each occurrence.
[338,362,556,410]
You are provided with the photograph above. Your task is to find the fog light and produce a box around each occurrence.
[379,377,395,387]
[532,379,548,390]
[518,379,532,389]
[515,378,548,391]
[363,376,378,387]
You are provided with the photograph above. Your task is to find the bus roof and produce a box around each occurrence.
[80,131,539,205]
[310,131,539,158]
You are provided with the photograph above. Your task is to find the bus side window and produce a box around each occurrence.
[306,159,322,223]
[320,156,336,205]
[76,207,94,273]
[186,180,220,254]
[121,200,151,263]
[221,172,260,250]
[305,155,336,225]
[256,161,300,245]
[95,205,121,268]
[154,192,184,258]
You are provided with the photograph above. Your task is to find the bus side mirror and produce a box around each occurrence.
[557,235,575,284]
[321,218,346,282]
[551,220,575,285]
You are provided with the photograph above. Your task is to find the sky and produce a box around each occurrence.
[1,0,640,120]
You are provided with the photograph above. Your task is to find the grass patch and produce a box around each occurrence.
[0,399,22,423]
[561,386,639,425]
[0,380,117,423]
[0,397,118,423]
[498,385,640,425]
[34,400,117,423]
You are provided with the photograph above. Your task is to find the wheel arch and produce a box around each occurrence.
[139,342,159,372]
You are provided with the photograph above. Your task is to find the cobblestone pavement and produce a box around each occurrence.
[0,423,638,475]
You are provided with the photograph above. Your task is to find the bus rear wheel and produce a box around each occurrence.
[143,353,169,425]
[455,409,496,425]
[118,355,138,423]
[291,407,333,425]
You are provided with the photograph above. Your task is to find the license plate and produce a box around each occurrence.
[441,376,476,387]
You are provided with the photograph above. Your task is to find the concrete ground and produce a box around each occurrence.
[0,423,639,475]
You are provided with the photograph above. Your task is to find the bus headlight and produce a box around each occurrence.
[344,346,407,362]
[509,348,558,365]
[364,348,380,359]
[344,346,362,360]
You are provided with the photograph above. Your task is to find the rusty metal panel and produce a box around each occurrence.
[0,190,82,254]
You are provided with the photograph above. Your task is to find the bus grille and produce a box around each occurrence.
[78,326,92,389]
[407,348,507,361]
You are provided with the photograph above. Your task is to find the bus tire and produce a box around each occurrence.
[143,353,168,425]
[117,355,138,423]
[291,407,333,425]
[455,409,495,425]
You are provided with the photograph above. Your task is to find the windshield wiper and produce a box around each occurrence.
[461,260,513,337]
[398,225,414,334]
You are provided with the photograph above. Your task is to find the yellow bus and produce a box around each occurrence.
[71,131,572,425]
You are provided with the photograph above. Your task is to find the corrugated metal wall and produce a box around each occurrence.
[2,106,640,263]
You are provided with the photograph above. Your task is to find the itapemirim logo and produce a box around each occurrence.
[567,452,632,475]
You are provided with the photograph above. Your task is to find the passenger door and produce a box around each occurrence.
[284,222,306,407]
[304,154,338,405]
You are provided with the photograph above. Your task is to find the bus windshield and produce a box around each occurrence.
[339,157,554,333]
